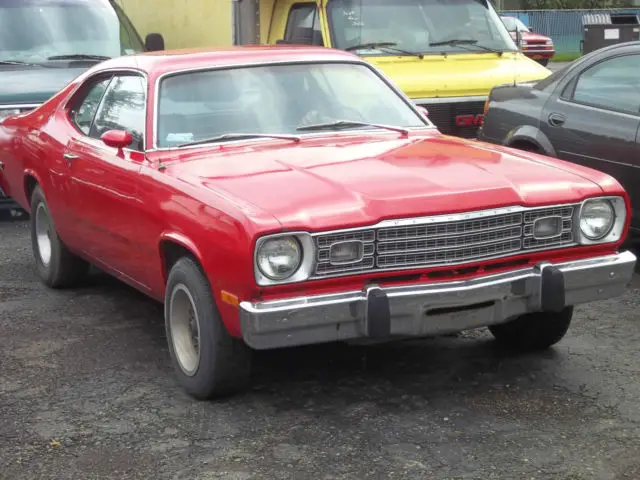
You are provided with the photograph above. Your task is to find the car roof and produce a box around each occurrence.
[94,46,363,78]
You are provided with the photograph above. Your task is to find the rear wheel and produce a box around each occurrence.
[30,185,89,288]
[489,307,573,351]
[538,58,550,67]
[165,256,252,400]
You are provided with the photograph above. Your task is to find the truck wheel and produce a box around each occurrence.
[30,185,89,288]
[165,256,252,400]
[489,307,573,351]
[538,58,549,67]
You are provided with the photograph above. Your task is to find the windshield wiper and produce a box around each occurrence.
[297,120,409,136]
[345,42,424,59]
[0,59,44,67]
[47,54,111,61]
[178,133,301,148]
[429,39,504,54]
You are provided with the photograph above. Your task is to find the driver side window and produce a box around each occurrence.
[90,74,147,151]
[70,76,113,135]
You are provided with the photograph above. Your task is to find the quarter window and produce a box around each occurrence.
[284,4,324,46]
[572,54,640,115]
[90,75,146,151]
[70,76,112,135]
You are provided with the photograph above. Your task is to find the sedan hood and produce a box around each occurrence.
[167,134,604,232]
[0,66,86,105]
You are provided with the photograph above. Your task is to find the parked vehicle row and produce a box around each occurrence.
[500,15,555,66]
[0,0,165,213]
[0,46,635,399]
[479,41,640,240]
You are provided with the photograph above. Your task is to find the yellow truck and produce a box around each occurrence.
[125,0,552,138]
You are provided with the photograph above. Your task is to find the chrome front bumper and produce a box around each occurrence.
[240,251,636,350]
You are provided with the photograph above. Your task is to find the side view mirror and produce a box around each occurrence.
[101,130,133,153]
[145,33,165,52]
[416,106,429,118]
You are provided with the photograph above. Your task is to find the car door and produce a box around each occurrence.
[539,53,640,229]
[64,72,151,290]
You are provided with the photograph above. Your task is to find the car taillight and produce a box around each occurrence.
[483,98,489,116]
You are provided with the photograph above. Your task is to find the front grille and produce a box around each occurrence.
[312,205,577,277]
[418,100,486,138]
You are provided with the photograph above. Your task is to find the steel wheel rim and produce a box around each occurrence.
[35,203,52,267]
[169,284,201,377]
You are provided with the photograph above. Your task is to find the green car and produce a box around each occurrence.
[0,0,164,215]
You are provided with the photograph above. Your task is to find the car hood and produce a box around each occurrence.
[0,66,86,105]
[166,133,604,232]
[364,53,550,98]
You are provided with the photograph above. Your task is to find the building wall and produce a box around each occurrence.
[116,0,233,49]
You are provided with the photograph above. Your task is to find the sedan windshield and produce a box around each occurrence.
[327,0,516,55]
[156,62,429,148]
[0,0,144,63]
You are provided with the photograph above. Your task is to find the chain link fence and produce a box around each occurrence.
[499,8,640,57]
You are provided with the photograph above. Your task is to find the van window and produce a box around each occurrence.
[0,0,145,63]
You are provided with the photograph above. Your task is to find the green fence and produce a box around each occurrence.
[500,8,640,58]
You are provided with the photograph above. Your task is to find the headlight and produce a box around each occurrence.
[545,40,553,46]
[577,197,627,245]
[257,236,301,280]
[580,199,614,240]
[254,232,315,286]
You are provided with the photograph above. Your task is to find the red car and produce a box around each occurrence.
[0,47,635,399]
[501,16,555,66]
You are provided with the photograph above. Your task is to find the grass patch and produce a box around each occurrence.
[552,52,581,62]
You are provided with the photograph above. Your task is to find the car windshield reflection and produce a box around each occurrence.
[0,0,144,63]
[156,62,429,149]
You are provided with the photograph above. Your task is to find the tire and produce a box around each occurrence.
[30,185,89,288]
[538,58,549,67]
[165,256,252,400]
[489,307,573,351]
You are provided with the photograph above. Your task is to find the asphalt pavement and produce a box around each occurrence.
[1,217,639,480]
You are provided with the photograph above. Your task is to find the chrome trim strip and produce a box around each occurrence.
[150,57,436,151]
[412,95,488,104]
[0,104,41,110]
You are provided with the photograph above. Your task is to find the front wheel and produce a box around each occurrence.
[489,307,573,351]
[165,257,252,400]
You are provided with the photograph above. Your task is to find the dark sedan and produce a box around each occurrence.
[478,41,640,238]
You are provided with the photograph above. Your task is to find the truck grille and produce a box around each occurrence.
[418,100,486,139]
[312,204,576,277]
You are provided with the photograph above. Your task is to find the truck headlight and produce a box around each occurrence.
[577,197,626,244]
[254,233,315,285]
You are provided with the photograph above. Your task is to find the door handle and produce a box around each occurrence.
[63,153,79,160]
[548,113,566,127]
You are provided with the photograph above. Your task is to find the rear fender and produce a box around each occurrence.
[504,125,557,157]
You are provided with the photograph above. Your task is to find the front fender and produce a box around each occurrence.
[504,124,557,158]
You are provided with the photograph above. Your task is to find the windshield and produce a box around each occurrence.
[156,62,429,148]
[327,0,517,55]
[501,16,529,32]
[0,0,144,63]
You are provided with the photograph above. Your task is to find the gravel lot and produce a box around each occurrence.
[1,217,639,480]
